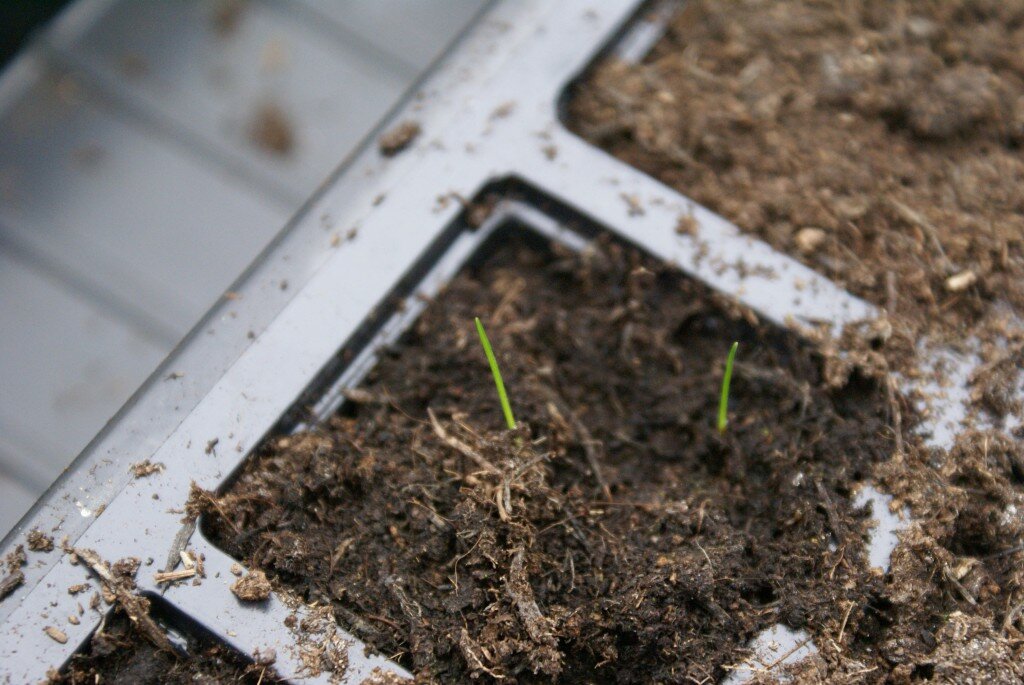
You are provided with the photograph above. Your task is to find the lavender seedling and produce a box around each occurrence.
[475,317,517,430]
[718,342,739,435]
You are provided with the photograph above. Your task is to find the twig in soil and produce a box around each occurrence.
[837,600,856,644]
[506,550,556,647]
[474,317,517,430]
[190,486,242,536]
[941,563,978,605]
[538,383,611,499]
[723,636,813,676]
[816,481,847,541]
[886,373,904,457]
[427,408,500,475]
[694,541,714,580]
[718,342,739,434]
[459,628,505,680]
[889,198,955,274]
[1003,599,1024,634]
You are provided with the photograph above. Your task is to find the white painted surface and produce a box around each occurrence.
[0,0,487,536]
[0,249,167,488]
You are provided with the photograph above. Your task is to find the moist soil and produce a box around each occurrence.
[566,0,1024,680]
[568,0,1024,352]
[51,610,274,684]
[206,233,903,683]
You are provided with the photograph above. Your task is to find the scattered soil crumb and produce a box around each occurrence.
[675,213,698,236]
[361,667,410,684]
[490,101,516,120]
[130,460,164,479]
[249,101,295,157]
[44,626,68,644]
[27,529,55,552]
[378,121,421,157]
[231,569,271,602]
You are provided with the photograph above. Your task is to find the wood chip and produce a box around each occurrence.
[44,626,68,644]
[0,570,24,601]
[945,269,977,292]
[154,568,196,584]
[795,227,827,254]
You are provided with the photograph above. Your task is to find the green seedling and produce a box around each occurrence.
[718,341,739,435]
[475,317,517,430]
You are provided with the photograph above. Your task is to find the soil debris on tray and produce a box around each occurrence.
[249,101,295,157]
[27,528,55,552]
[130,459,164,479]
[378,121,422,157]
[567,1,1024,680]
[231,568,272,602]
[206,234,903,682]
[49,609,274,685]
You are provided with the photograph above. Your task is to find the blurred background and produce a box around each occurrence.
[0,0,485,534]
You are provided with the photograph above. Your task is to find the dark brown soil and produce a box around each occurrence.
[206,233,903,682]
[569,0,1024,353]
[51,610,275,685]
[564,1,1024,680]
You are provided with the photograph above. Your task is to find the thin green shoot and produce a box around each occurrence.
[475,317,517,431]
[718,342,739,435]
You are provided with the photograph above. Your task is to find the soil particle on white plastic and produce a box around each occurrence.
[44,626,69,644]
[27,529,55,552]
[130,460,165,479]
[378,121,421,157]
[231,569,272,601]
[248,102,295,156]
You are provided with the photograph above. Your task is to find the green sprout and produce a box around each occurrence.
[717,341,739,435]
[475,317,517,430]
